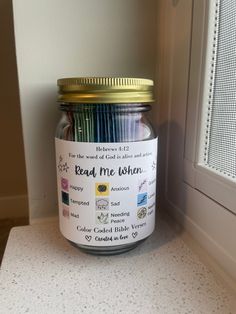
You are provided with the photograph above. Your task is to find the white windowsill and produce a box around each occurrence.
[0,216,235,313]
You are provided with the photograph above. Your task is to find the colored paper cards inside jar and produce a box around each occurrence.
[55,77,157,255]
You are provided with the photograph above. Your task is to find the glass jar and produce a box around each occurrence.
[55,77,157,255]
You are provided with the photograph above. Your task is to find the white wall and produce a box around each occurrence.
[0,0,28,218]
[12,0,157,222]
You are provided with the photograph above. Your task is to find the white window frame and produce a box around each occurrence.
[184,0,236,214]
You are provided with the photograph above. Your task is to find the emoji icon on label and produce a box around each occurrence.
[96,212,109,224]
[137,193,147,206]
[95,183,109,196]
[61,177,69,191]
[62,206,69,218]
[96,198,109,210]
[62,191,69,205]
[137,207,147,219]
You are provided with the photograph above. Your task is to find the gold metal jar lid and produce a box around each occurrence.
[57,77,154,103]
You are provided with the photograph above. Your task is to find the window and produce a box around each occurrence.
[184,0,236,214]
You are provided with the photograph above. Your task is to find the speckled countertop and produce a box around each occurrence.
[0,219,235,314]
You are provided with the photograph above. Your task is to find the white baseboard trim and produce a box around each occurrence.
[0,194,28,219]
[165,199,236,293]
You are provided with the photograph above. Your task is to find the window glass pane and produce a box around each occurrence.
[205,0,236,179]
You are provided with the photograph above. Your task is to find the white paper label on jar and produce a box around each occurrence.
[55,138,158,246]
